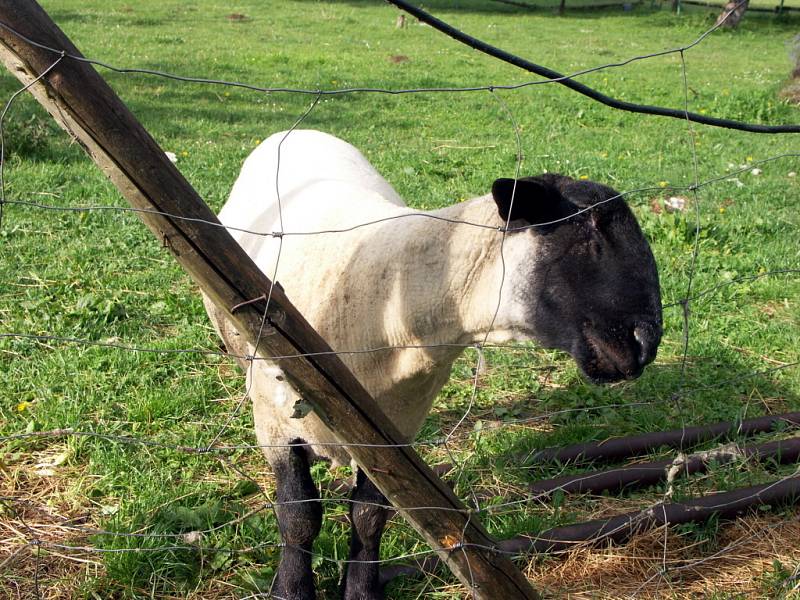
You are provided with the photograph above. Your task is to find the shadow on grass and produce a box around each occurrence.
[84,344,798,595]
[1,66,456,163]
[477,347,800,475]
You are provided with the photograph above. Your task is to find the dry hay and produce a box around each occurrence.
[0,441,276,600]
[528,511,800,598]
[1,445,101,600]
[780,77,800,106]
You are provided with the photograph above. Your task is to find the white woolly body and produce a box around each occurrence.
[206,130,542,467]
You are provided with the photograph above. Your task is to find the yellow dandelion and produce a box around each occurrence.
[16,401,30,412]
[658,181,668,188]
[579,174,589,180]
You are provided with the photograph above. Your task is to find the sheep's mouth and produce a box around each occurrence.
[576,325,646,384]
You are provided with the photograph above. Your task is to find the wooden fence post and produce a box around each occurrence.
[0,1,540,597]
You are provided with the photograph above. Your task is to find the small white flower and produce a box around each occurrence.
[789,172,796,178]
[35,452,68,468]
[664,196,687,212]
[181,531,203,545]
[751,168,762,176]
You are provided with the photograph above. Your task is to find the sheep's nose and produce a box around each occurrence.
[633,323,660,368]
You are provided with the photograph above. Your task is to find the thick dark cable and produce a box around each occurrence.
[386,0,800,133]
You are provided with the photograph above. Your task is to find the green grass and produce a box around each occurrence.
[1,1,799,598]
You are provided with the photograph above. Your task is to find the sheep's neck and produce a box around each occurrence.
[372,195,513,351]
[326,194,527,437]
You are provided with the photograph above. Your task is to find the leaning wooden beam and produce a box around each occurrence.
[0,2,538,597]
[527,411,800,464]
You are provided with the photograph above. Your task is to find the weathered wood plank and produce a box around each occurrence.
[0,2,539,597]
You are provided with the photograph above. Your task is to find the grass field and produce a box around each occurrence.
[1,1,800,598]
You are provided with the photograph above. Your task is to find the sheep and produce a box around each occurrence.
[203,129,662,600]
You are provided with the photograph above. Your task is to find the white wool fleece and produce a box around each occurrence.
[204,130,543,467]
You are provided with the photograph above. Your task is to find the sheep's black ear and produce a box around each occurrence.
[492,177,568,227]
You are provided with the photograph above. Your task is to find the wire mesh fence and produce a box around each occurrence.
[1,1,799,598]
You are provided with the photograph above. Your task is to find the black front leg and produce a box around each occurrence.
[342,468,390,600]
[271,441,322,600]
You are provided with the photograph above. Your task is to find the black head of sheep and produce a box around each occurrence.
[492,174,662,383]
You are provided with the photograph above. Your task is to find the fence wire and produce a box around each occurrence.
[1,2,799,599]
